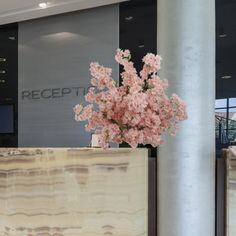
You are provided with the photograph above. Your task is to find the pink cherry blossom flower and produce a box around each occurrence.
[73,104,83,115]
[75,104,93,121]
[142,53,162,72]
[74,49,187,149]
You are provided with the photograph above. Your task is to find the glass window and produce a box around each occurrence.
[228,129,236,142]
[229,98,236,107]
[215,108,227,119]
[228,108,236,133]
[215,98,227,108]
[214,98,236,144]
[229,107,236,119]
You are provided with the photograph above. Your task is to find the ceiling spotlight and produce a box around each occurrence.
[219,34,227,38]
[221,75,232,79]
[39,2,48,9]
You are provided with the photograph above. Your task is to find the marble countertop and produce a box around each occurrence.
[0,148,148,236]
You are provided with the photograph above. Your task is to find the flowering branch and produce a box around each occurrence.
[74,49,187,149]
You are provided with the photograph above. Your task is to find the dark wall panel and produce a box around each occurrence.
[0,24,18,147]
[119,1,157,235]
[119,0,157,72]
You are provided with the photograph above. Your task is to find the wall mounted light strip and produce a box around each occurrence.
[0,70,6,74]
[0,58,6,62]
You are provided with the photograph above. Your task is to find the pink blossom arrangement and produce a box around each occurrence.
[74,49,187,149]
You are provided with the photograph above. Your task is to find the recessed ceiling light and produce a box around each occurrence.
[221,75,232,79]
[39,2,48,9]
[219,34,227,38]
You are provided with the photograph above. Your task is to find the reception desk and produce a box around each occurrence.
[0,148,148,236]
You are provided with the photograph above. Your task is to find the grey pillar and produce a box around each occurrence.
[157,1,215,236]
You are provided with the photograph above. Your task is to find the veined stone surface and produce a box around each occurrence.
[0,148,148,236]
[227,147,236,236]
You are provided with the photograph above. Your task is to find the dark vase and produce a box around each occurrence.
[119,142,157,158]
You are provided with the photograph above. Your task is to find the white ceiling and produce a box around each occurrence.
[0,0,128,25]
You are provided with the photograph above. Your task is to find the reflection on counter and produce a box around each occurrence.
[0,148,148,236]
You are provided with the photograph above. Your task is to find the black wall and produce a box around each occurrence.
[216,0,236,98]
[119,0,157,72]
[0,24,18,147]
[119,1,157,235]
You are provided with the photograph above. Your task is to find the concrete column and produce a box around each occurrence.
[157,1,215,236]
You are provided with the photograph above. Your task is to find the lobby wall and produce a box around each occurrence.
[18,5,119,147]
[0,24,18,147]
